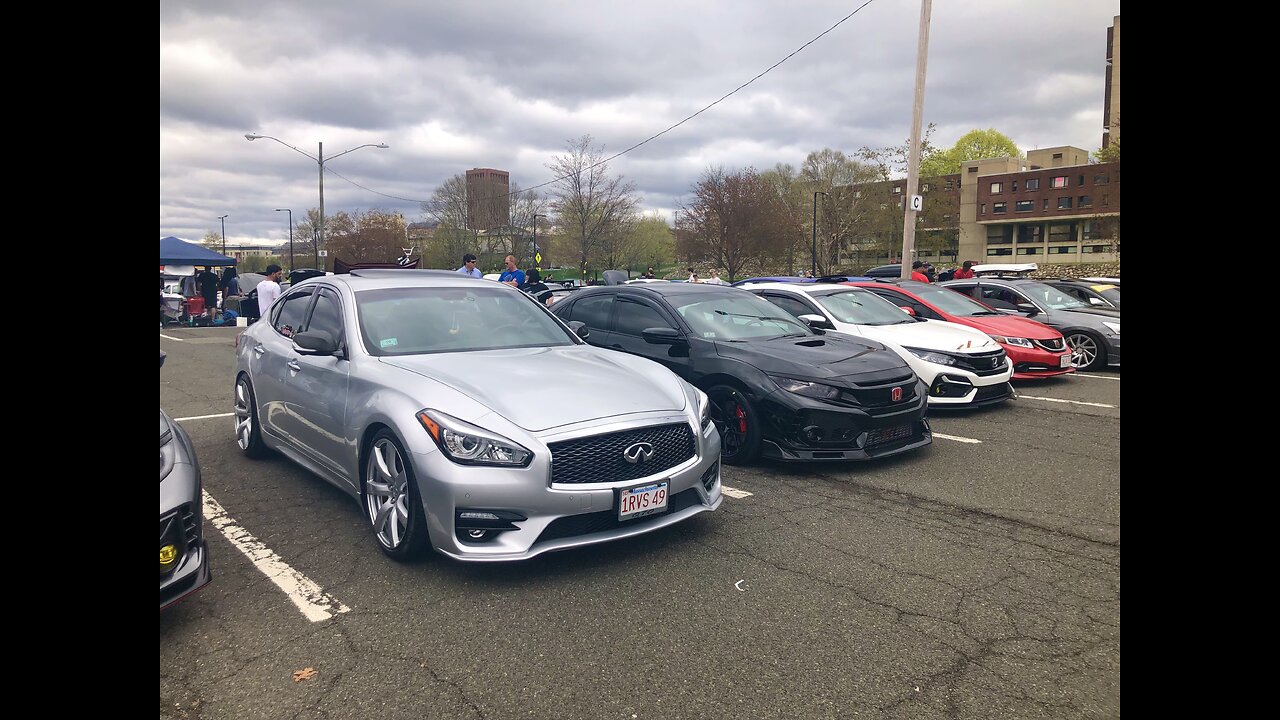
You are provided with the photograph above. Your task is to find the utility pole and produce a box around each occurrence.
[900,0,932,279]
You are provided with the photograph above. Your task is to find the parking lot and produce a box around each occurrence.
[160,325,1119,719]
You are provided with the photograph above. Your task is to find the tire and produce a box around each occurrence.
[362,429,430,561]
[707,384,762,465]
[1064,330,1107,371]
[233,375,270,458]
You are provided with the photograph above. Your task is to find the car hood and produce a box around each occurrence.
[380,346,687,432]
[714,334,909,380]
[856,319,1001,354]
[951,314,1061,340]
[1058,306,1121,320]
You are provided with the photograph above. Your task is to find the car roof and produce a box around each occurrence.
[573,282,748,298]
[324,268,514,291]
[736,281,871,296]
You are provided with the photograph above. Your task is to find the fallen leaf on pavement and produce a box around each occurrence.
[293,668,318,682]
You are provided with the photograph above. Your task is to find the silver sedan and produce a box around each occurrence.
[233,270,722,561]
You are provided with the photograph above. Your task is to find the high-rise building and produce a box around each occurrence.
[1103,15,1120,149]
[466,168,511,231]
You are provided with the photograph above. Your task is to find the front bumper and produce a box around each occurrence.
[160,451,211,610]
[1105,337,1121,365]
[414,415,722,561]
[918,361,1014,407]
[755,381,933,461]
[1005,344,1074,379]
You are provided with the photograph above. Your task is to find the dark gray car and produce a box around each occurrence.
[940,278,1119,370]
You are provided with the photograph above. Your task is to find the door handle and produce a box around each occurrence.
[253,344,265,355]
[287,360,301,372]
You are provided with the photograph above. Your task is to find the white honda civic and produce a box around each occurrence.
[740,282,1014,407]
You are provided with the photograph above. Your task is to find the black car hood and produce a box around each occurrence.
[714,334,910,381]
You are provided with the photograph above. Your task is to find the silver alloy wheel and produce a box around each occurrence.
[234,378,254,450]
[365,438,411,549]
[1065,333,1098,369]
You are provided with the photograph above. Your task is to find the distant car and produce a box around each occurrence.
[624,278,670,284]
[846,280,1074,379]
[161,351,212,610]
[1043,279,1120,310]
[940,277,1119,370]
[233,269,721,561]
[730,276,815,287]
[550,282,931,464]
[739,282,1014,408]
[863,264,903,278]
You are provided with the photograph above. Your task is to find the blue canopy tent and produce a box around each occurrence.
[160,236,237,267]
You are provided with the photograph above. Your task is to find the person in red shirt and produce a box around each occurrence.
[951,260,976,280]
[910,260,931,283]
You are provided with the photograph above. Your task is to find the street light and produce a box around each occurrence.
[811,192,828,277]
[274,209,293,271]
[532,214,547,270]
[244,134,389,258]
[218,214,229,256]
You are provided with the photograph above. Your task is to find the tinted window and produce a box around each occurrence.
[306,288,343,341]
[570,294,614,330]
[669,292,810,340]
[614,297,673,336]
[762,294,815,319]
[273,290,313,339]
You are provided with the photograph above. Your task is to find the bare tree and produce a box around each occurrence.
[799,149,883,273]
[325,208,407,264]
[759,163,810,275]
[678,166,785,282]
[547,135,639,281]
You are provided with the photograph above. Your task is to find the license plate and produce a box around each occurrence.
[618,481,669,521]
[1059,354,1073,368]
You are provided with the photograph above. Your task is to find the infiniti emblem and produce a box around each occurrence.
[623,442,656,464]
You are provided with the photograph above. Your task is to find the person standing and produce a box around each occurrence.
[197,266,220,319]
[256,264,284,319]
[705,270,728,285]
[924,262,936,283]
[456,253,483,278]
[642,266,656,279]
[499,255,525,288]
[219,267,243,314]
[910,261,931,283]
[952,260,976,280]
[522,268,554,305]
[687,267,700,283]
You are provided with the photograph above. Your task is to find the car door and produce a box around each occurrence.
[284,286,354,484]
[608,293,694,378]
[252,287,315,447]
[562,293,616,348]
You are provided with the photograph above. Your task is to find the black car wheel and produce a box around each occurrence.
[233,375,269,458]
[1064,331,1106,371]
[708,385,761,465]
[362,429,430,561]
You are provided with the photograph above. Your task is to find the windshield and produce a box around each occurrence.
[671,293,812,341]
[356,286,575,355]
[1014,282,1090,310]
[815,289,915,326]
[910,285,1004,316]
[1094,286,1121,304]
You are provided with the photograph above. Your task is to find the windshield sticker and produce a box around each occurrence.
[380,338,398,348]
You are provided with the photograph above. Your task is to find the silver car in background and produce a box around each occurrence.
[233,270,722,562]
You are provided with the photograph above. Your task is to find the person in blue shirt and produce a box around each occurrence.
[498,255,525,288]
[456,253,483,278]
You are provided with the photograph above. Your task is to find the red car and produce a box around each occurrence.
[844,280,1074,379]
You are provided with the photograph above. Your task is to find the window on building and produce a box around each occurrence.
[987,226,1012,244]
[990,182,1003,194]
[1025,178,1040,190]
[1094,174,1109,184]
[1049,246,1075,254]
[1057,197,1073,209]
[1015,200,1034,212]
[980,204,986,215]
[1081,245,1108,254]
[1011,180,1018,192]
[1078,175,1085,186]
[893,186,902,194]
[1043,199,1049,210]
[986,248,1013,256]
[1051,176,1068,188]
[1052,152,1063,159]
[1017,225,1042,243]
[993,202,1007,214]
[968,167,978,173]
[1048,223,1075,243]
[1078,195,1092,207]
[853,190,862,199]
[1102,194,1109,206]
[1016,247,1043,255]
[921,183,930,192]
[943,214,952,221]
[945,179,955,191]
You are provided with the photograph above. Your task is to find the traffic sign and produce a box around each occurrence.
[909,195,923,212]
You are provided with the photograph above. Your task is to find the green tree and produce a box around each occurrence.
[200,231,223,253]
[925,128,1022,176]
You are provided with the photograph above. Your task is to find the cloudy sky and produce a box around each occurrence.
[160,0,1120,248]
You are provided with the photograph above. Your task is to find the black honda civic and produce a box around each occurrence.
[550,283,932,464]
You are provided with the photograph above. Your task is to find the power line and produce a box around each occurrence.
[323,0,880,206]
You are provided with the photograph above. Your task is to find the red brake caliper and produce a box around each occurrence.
[735,405,747,433]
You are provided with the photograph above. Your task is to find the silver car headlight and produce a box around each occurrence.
[160,427,177,481]
[770,376,842,400]
[417,410,532,467]
[903,347,957,366]
[695,387,713,434]
[1102,321,1120,335]
[989,335,1034,349]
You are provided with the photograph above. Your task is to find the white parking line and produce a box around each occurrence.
[1071,373,1120,381]
[175,412,234,422]
[721,485,753,499]
[159,334,186,342]
[1019,395,1116,408]
[933,432,982,444]
[202,491,351,622]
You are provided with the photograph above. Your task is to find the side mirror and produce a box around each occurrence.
[898,305,917,317]
[568,320,591,340]
[1016,302,1039,317]
[293,330,340,356]
[797,314,833,330]
[642,327,685,345]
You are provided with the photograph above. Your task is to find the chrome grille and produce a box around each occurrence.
[549,423,695,485]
